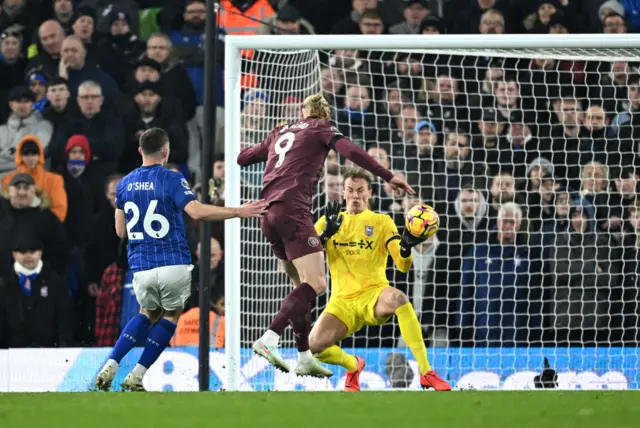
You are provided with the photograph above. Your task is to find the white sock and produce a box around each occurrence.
[104,359,119,372]
[260,329,280,347]
[131,364,147,379]
[298,350,312,363]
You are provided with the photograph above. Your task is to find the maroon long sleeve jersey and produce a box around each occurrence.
[237,118,394,209]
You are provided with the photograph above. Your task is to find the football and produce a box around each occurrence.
[405,203,440,239]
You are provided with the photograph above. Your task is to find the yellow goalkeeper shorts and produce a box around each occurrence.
[322,286,391,337]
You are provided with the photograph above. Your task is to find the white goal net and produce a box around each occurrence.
[225,35,640,392]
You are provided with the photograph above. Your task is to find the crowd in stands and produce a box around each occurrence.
[0,0,639,350]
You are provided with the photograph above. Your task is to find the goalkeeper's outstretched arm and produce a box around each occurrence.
[386,235,413,273]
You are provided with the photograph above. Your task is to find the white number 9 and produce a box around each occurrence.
[274,132,295,168]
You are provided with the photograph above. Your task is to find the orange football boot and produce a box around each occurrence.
[344,356,365,392]
[420,370,452,391]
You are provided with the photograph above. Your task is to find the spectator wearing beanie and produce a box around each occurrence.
[390,0,431,34]
[1,135,68,222]
[27,70,49,113]
[0,27,27,93]
[531,0,584,33]
[52,0,75,33]
[331,0,377,34]
[72,6,96,45]
[599,0,626,22]
[70,5,108,67]
[120,81,188,174]
[124,56,187,123]
[420,15,444,34]
[257,4,315,35]
[59,135,98,246]
[97,9,145,90]
[0,0,42,43]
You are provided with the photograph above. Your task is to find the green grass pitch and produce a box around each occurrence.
[1,391,637,428]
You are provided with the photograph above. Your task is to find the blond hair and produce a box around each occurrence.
[303,94,330,120]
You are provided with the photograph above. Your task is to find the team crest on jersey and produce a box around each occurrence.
[365,225,374,236]
[181,178,190,189]
[308,237,320,247]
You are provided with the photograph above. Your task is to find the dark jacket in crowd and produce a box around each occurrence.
[120,99,188,173]
[48,109,125,178]
[0,263,72,348]
[0,204,69,276]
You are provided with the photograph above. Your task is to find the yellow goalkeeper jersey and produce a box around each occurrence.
[314,209,412,299]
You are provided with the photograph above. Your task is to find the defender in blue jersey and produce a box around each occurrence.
[95,128,267,392]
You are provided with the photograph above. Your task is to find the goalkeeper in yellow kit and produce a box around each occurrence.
[309,167,451,392]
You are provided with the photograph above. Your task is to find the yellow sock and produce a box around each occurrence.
[316,345,358,372]
[396,302,431,375]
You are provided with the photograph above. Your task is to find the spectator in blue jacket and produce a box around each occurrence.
[459,202,535,347]
[169,0,225,107]
[616,0,640,30]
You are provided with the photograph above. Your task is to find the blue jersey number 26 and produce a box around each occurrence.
[124,200,170,240]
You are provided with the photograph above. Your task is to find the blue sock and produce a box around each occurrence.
[109,314,151,364]
[138,318,177,369]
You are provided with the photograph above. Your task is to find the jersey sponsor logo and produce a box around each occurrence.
[308,237,320,247]
[365,226,374,236]
[332,240,374,250]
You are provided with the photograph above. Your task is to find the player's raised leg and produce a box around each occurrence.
[253,251,326,373]
[373,287,451,391]
[95,308,160,391]
[275,260,333,378]
[309,311,364,391]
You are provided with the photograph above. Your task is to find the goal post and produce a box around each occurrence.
[224,34,640,392]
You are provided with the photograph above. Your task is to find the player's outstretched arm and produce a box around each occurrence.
[184,199,268,221]
[333,138,416,195]
[237,136,270,166]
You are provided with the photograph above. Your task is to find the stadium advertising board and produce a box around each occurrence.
[0,348,636,392]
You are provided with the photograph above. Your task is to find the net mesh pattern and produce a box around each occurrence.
[234,47,640,389]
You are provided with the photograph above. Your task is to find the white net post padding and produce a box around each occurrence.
[225,35,640,392]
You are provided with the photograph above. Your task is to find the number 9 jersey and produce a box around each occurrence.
[115,164,196,272]
[237,118,342,209]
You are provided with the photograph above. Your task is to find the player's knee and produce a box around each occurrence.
[142,308,163,324]
[305,276,327,294]
[163,307,183,324]
[308,330,328,355]
[390,290,410,311]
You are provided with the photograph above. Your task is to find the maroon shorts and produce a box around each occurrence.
[260,202,323,261]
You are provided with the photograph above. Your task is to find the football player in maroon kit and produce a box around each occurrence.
[237,94,414,377]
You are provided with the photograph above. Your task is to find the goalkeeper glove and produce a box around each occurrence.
[319,201,344,245]
[400,228,427,258]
